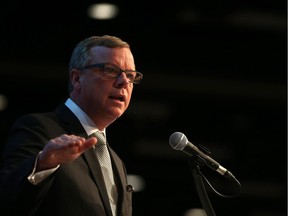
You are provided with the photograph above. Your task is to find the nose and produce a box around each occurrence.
[113,72,131,88]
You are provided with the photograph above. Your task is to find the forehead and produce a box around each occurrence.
[89,46,133,62]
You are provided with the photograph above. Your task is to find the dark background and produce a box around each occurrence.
[0,0,286,215]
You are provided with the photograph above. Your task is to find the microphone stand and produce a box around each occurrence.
[189,158,216,216]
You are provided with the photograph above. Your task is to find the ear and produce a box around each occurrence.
[70,69,82,90]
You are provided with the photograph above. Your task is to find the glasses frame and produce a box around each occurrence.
[81,63,143,84]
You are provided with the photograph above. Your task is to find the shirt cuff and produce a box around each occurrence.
[27,151,60,185]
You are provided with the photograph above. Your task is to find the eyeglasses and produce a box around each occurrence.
[81,63,143,84]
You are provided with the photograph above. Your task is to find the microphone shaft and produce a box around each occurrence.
[183,142,229,176]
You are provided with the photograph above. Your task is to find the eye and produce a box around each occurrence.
[104,65,119,77]
[125,72,136,81]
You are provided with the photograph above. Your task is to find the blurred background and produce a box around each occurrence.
[0,0,286,215]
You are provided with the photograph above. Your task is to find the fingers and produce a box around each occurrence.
[50,134,95,152]
[77,136,97,152]
[40,134,97,168]
[85,136,97,148]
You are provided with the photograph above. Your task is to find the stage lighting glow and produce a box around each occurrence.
[0,94,8,111]
[87,3,119,20]
[127,174,146,192]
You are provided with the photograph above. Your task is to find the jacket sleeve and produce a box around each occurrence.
[0,113,61,215]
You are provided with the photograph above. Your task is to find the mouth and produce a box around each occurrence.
[109,95,125,102]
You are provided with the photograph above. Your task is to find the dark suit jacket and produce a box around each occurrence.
[0,103,133,216]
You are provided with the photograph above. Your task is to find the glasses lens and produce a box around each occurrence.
[103,63,143,84]
[103,65,120,78]
[124,72,136,82]
[132,72,143,84]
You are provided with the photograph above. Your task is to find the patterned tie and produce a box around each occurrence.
[91,131,118,216]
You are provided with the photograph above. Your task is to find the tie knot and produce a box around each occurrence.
[90,131,106,146]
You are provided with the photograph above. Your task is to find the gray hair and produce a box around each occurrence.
[68,35,130,92]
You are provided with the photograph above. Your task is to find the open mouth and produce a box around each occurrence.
[109,95,124,102]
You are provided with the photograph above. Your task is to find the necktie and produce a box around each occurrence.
[91,131,118,216]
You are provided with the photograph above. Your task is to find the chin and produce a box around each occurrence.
[108,109,124,119]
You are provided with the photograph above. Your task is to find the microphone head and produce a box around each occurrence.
[169,132,188,150]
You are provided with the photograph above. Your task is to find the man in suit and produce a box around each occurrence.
[0,35,143,216]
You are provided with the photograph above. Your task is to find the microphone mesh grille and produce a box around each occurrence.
[169,132,187,150]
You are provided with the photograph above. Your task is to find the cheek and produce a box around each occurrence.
[81,79,101,100]
[82,76,100,91]
[126,90,133,105]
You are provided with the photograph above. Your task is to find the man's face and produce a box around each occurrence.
[71,46,136,128]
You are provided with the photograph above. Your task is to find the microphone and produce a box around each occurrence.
[169,131,236,181]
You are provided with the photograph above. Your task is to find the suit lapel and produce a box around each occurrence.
[55,103,86,136]
[109,147,126,189]
[55,103,113,216]
[108,144,128,215]
[83,148,113,216]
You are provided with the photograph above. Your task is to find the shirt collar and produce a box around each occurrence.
[64,98,106,136]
